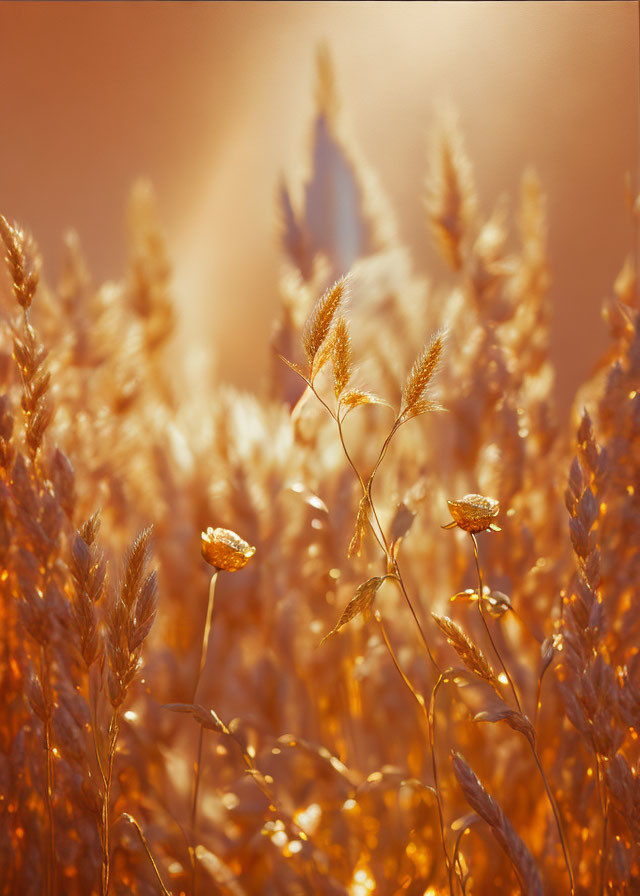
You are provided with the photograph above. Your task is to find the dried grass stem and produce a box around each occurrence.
[470,534,522,712]
[40,646,56,896]
[189,570,219,895]
[123,814,174,896]
[102,709,121,896]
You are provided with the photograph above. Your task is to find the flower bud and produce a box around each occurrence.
[201,527,256,571]
[446,494,500,533]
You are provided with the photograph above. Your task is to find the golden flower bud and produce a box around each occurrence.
[201,527,256,571]
[445,494,500,533]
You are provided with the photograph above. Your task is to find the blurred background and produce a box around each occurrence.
[0,0,637,410]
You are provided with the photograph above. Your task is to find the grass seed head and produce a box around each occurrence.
[302,276,348,368]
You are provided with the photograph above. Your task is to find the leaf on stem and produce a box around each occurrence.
[389,502,416,555]
[163,702,230,735]
[321,576,386,645]
[474,698,536,747]
[450,588,479,604]
[450,588,512,619]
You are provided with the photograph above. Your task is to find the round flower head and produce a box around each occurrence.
[444,494,501,534]
[201,527,256,571]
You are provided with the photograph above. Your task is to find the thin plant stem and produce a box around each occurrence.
[429,672,458,896]
[102,709,120,896]
[40,647,55,896]
[197,571,219,688]
[534,674,543,733]
[336,411,388,556]
[392,561,441,676]
[313,382,440,678]
[365,418,441,676]
[366,419,400,557]
[452,824,472,895]
[309,376,449,889]
[600,812,609,896]
[530,749,575,895]
[595,753,608,896]
[122,814,174,896]
[44,716,55,896]
[375,612,455,896]
[314,383,388,555]
[469,533,522,712]
[90,695,109,893]
[92,708,107,788]
[469,533,574,894]
[189,728,204,895]
[189,570,219,896]
[509,605,540,645]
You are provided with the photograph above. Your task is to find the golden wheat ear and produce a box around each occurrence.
[401,331,444,409]
[332,315,352,399]
[302,275,348,371]
[432,613,498,689]
[451,752,544,896]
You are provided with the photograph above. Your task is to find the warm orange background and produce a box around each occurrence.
[0,1,637,409]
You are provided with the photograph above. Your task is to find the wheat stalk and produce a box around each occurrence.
[102,527,157,895]
[452,752,543,896]
[431,613,499,690]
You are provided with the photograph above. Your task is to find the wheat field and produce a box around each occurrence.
[0,44,639,896]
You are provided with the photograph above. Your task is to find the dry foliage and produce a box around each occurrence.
[1,52,639,896]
